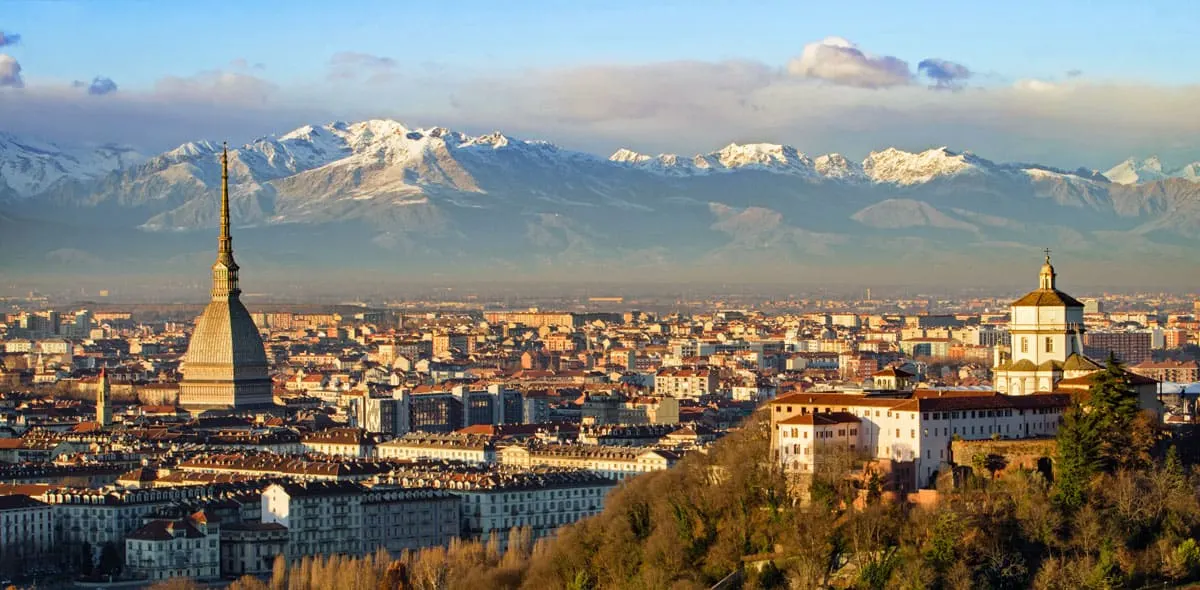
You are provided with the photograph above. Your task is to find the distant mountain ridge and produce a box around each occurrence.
[3,119,1200,283]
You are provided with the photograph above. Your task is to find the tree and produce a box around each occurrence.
[1053,401,1102,510]
[271,554,288,590]
[97,542,122,576]
[1087,356,1141,471]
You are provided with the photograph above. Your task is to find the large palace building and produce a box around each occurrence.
[179,144,274,412]
[991,253,1102,395]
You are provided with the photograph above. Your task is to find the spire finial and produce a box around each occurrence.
[1043,247,1051,264]
[219,142,231,254]
[211,141,240,299]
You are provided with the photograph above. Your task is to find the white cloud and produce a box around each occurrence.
[787,37,911,88]
[0,54,23,88]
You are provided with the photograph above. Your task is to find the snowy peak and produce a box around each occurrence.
[862,147,994,185]
[814,153,866,181]
[1104,156,1166,185]
[0,132,145,198]
[609,148,653,165]
[1103,156,1200,184]
[714,142,812,172]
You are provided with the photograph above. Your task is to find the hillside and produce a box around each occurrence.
[154,408,1200,590]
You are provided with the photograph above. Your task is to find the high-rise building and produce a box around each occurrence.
[179,144,273,412]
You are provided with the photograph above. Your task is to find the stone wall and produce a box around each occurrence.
[950,437,1057,478]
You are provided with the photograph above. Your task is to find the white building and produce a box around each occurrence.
[500,444,678,481]
[776,412,861,474]
[125,512,220,582]
[770,390,1070,490]
[654,366,717,399]
[262,481,364,560]
[376,433,497,464]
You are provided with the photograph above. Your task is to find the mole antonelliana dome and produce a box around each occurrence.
[179,144,273,411]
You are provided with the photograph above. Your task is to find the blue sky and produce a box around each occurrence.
[2,1,1199,167]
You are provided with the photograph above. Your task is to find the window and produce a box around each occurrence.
[1045,337,1053,353]
[1021,338,1029,353]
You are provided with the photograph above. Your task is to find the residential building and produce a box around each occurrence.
[125,511,220,582]
[220,522,288,578]
[654,366,717,399]
[0,494,54,565]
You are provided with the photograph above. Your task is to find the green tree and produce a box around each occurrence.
[1087,356,1141,471]
[1053,401,1102,510]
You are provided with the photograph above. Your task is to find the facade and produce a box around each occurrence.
[776,412,861,474]
[262,482,364,560]
[654,366,717,399]
[383,467,616,550]
[992,255,1098,395]
[1131,360,1200,384]
[0,495,54,565]
[219,522,288,577]
[300,428,373,458]
[180,145,273,411]
[500,444,677,481]
[1084,331,1154,365]
[360,487,460,554]
[769,390,1070,490]
[125,512,220,582]
[376,433,497,464]
[42,486,212,556]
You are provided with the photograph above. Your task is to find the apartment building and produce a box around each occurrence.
[381,466,616,550]
[262,481,364,560]
[654,366,717,399]
[500,444,678,481]
[376,433,498,464]
[125,512,220,582]
[0,494,54,564]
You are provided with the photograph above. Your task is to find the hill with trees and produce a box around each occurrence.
[153,360,1200,589]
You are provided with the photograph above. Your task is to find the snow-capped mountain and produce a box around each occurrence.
[862,147,995,185]
[6,119,1200,281]
[0,132,144,198]
[608,142,822,178]
[1104,157,1167,185]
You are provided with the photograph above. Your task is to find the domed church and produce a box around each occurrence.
[992,253,1102,395]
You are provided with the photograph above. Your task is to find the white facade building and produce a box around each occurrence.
[770,390,1069,490]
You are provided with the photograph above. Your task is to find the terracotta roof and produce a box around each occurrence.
[1011,289,1084,308]
[777,411,861,426]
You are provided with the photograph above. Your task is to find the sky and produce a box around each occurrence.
[2,0,1200,169]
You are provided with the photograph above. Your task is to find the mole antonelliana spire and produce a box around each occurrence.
[179,143,274,412]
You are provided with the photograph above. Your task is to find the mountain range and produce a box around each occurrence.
[2,119,1199,288]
